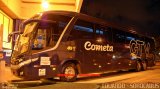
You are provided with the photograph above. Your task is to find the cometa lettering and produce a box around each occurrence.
[84,41,113,52]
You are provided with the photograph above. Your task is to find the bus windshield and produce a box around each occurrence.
[12,14,72,58]
[12,22,38,58]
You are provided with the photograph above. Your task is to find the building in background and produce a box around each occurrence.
[0,9,13,49]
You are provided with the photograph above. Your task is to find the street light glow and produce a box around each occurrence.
[42,0,49,10]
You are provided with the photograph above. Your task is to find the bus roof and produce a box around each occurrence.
[36,10,153,39]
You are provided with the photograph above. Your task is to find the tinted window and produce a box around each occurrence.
[125,32,137,44]
[69,19,94,40]
[95,26,104,35]
[145,37,155,52]
[113,29,126,43]
[95,25,112,42]
[104,27,113,42]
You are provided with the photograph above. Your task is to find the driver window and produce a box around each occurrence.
[32,25,53,51]
[32,29,47,49]
[31,21,67,53]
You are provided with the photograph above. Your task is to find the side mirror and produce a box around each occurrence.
[7,31,22,43]
[7,33,12,43]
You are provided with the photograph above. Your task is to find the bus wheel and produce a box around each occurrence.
[153,61,156,66]
[142,61,147,71]
[135,61,141,72]
[60,63,77,82]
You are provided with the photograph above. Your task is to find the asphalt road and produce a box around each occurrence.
[2,62,160,89]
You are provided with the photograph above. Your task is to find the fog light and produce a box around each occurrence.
[52,68,56,71]
[20,71,24,76]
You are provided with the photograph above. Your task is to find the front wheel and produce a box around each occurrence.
[60,63,78,82]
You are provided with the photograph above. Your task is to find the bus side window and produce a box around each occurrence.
[113,29,126,43]
[95,25,112,43]
[52,22,65,41]
[125,32,136,44]
[104,27,112,42]
[69,19,94,40]
[95,26,104,35]
[145,37,155,52]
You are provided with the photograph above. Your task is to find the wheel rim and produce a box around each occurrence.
[64,66,76,79]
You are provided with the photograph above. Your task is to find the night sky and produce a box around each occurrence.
[80,0,160,37]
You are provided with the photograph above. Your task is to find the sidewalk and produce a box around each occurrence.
[4,67,21,82]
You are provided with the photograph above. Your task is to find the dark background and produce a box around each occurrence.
[80,0,160,37]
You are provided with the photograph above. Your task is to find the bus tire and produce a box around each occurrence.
[153,60,156,66]
[135,61,141,72]
[60,62,78,82]
[141,61,147,71]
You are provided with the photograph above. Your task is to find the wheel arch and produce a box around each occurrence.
[59,59,81,74]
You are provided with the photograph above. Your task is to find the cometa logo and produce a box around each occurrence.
[84,41,113,52]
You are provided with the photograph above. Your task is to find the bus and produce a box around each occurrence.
[9,11,156,82]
